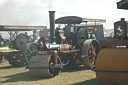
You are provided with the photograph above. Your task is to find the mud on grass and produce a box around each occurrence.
[0,62,99,85]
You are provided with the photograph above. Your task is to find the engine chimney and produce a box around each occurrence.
[49,11,56,43]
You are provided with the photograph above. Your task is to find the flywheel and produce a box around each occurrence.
[77,27,88,47]
[15,33,31,50]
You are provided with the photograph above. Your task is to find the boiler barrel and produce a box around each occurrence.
[95,48,128,85]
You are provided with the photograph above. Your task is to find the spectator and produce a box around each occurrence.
[33,30,40,43]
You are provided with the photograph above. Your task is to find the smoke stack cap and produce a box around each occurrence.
[121,18,125,21]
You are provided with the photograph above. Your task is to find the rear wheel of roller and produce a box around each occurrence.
[82,39,99,68]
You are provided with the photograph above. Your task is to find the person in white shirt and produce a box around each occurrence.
[33,30,40,43]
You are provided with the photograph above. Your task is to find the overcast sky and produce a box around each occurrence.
[0,0,128,29]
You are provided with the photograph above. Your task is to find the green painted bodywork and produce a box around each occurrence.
[0,25,47,31]
[4,26,47,30]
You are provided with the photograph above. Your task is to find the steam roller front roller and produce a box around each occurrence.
[82,39,99,69]
[95,48,128,85]
[29,54,61,78]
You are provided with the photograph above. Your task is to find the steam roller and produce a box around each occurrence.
[95,18,128,85]
[27,11,106,78]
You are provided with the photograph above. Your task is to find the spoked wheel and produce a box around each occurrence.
[49,55,61,77]
[88,43,97,65]
[22,43,38,65]
[82,39,99,68]
[29,54,61,78]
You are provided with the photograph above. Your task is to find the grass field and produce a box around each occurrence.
[0,62,99,85]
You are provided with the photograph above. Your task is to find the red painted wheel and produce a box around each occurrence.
[82,39,99,68]
[88,43,97,66]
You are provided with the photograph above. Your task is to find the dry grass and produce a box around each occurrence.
[0,62,99,85]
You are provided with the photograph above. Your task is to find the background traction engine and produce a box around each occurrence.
[28,11,104,77]
[0,33,32,66]
[0,25,46,66]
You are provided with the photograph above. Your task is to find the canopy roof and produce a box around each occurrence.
[55,16,106,24]
[117,0,128,9]
[55,16,82,24]
[0,25,47,31]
